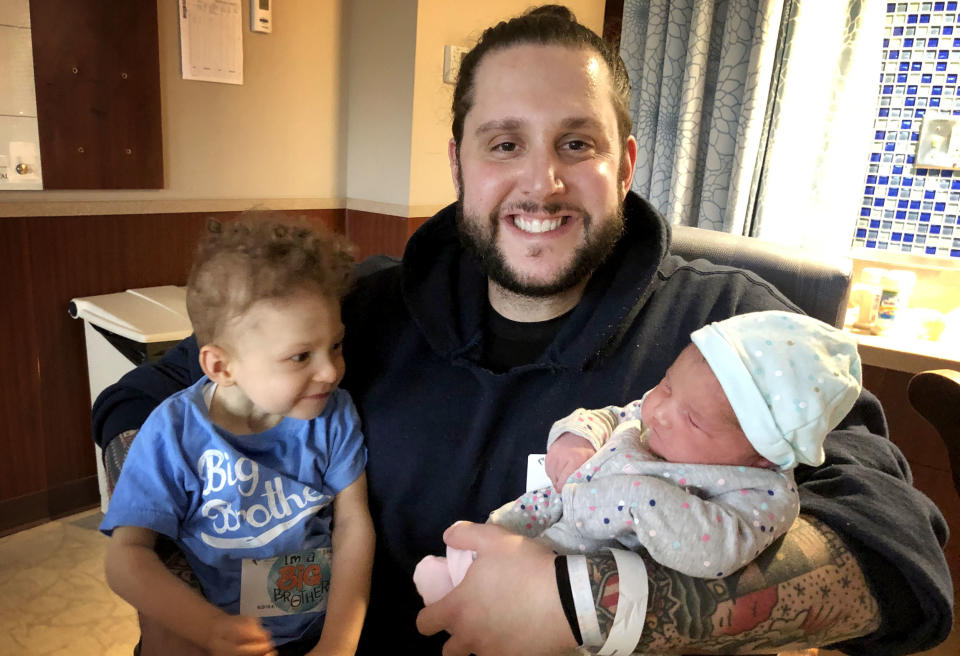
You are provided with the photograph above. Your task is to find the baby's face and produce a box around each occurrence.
[640,344,769,468]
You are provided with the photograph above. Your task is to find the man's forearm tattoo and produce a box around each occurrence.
[585,516,880,653]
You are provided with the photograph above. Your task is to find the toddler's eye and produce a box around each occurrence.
[290,352,310,363]
[332,341,343,352]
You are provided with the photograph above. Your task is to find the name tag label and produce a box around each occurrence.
[526,453,550,492]
[240,547,332,617]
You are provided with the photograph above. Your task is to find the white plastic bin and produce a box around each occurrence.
[69,286,193,511]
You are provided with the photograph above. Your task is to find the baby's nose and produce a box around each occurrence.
[653,407,670,428]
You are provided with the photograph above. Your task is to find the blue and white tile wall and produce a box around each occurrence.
[853,2,960,258]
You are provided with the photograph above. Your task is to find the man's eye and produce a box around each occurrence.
[332,341,343,353]
[290,352,310,363]
[493,141,517,152]
[561,138,596,154]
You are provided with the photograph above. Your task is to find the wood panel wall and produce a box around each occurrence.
[345,209,429,262]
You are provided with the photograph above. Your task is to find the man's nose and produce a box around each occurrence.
[520,147,565,196]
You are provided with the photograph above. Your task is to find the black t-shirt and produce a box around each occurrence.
[481,305,573,373]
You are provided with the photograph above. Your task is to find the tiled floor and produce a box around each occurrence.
[0,509,139,656]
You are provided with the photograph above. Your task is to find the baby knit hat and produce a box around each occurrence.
[689,311,862,470]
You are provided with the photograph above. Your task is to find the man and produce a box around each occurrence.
[94,6,952,655]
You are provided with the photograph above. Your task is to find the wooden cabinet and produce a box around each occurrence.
[29,0,162,189]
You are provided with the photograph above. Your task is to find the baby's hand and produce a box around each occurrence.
[208,614,276,656]
[545,432,596,492]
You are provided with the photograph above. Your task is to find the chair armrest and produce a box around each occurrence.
[907,368,960,496]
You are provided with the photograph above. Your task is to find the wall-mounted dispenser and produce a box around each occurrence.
[916,113,960,170]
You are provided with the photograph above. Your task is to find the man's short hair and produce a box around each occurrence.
[186,213,354,346]
[451,4,632,150]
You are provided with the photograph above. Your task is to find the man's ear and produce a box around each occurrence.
[199,344,235,386]
[619,135,638,196]
[448,138,461,195]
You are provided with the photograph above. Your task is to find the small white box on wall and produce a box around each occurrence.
[443,45,467,85]
[250,0,271,33]
[916,113,960,170]
[0,117,42,190]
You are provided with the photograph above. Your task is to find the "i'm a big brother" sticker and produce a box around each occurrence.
[240,547,332,617]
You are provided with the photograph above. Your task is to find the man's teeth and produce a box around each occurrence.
[513,216,567,233]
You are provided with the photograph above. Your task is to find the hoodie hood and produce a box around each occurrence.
[400,191,671,371]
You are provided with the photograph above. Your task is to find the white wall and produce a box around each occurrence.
[160,0,343,202]
[342,0,418,214]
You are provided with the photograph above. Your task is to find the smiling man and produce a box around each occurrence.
[93,5,952,656]
[452,43,635,314]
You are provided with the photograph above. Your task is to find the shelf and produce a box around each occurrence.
[849,329,960,373]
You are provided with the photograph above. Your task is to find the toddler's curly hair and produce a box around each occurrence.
[186,213,355,346]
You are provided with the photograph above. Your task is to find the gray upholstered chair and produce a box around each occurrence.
[669,224,854,328]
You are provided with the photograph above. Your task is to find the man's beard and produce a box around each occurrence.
[455,192,625,298]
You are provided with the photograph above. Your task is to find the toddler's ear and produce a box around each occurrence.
[198,344,235,386]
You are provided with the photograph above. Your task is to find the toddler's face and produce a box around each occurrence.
[222,288,345,420]
[640,344,768,468]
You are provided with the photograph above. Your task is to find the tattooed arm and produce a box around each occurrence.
[413,516,878,656]
[587,516,879,653]
[569,391,951,654]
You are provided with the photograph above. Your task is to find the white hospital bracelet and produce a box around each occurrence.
[566,554,604,647]
[598,549,649,655]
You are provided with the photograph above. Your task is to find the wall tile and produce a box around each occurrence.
[854,4,960,259]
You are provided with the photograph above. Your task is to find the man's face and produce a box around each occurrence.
[450,44,637,297]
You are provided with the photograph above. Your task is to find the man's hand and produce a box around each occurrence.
[416,522,579,656]
[207,615,276,656]
[545,432,596,492]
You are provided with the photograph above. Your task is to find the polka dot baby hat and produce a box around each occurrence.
[690,311,862,470]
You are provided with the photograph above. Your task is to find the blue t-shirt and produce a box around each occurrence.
[101,378,367,645]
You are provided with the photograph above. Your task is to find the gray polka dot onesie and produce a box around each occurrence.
[488,404,799,579]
